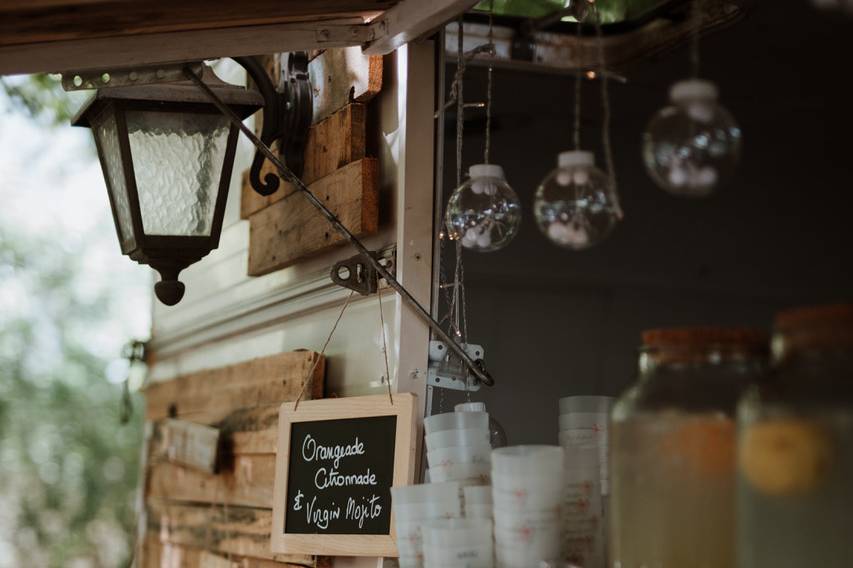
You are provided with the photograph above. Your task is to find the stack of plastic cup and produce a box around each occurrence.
[492,445,565,567]
[561,443,604,567]
[422,518,494,568]
[425,410,491,486]
[464,485,493,519]
[558,397,612,497]
[391,482,462,568]
[558,396,612,566]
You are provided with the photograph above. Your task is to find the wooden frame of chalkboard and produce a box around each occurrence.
[271,393,418,557]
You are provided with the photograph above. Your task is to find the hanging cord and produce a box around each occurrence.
[455,16,465,188]
[690,0,702,78]
[377,289,394,405]
[483,0,495,165]
[448,16,467,344]
[573,12,583,150]
[294,290,356,409]
[593,3,623,218]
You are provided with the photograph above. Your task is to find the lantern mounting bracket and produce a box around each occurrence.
[233,53,313,195]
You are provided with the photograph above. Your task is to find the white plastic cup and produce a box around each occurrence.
[465,503,493,519]
[491,471,564,491]
[455,401,487,413]
[491,445,564,476]
[559,412,612,432]
[398,555,423,568]
[492,484,564,512]
[426,428,491,451]
[494,523,561,557]
[391,482,461,505]
[428,462,491,484]
[558,396,614,415]
[423,519,494,568]
[428,444,491,468]
[464,485,493,505]
[424,411,490,434]
[493,506,562,526]
[422,518,491,548]
[393,500,462,521]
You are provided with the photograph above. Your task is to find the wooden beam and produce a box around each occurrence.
[241,103,368,220]
[247,158,379,276]
[363,0,479,55]
[0,19,371,75]
[146,501,322,566]
[144,351,324,424]
[0,1,392,46]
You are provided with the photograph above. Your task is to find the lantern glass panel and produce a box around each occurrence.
[126,110,230,236]
[92,109,136,251]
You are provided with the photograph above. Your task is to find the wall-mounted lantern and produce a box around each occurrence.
[70,56,312,305]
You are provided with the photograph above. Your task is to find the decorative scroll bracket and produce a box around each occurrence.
[234,53,313,195]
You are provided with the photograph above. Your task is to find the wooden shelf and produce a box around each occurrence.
[0,0,477,74]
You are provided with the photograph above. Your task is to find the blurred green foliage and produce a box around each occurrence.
[0,74,80,124]
[0,84,142,566]
[474,0,669,23]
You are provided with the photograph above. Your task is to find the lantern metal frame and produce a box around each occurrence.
[72,65,263,305]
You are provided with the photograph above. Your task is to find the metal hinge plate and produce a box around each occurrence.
[330,247,396,295]
[427,340,484,392]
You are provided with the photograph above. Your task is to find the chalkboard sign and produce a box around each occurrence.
[271,393,417,557]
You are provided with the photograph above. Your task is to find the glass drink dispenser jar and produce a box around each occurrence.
[610,327,768,568]
[737,305,853,568]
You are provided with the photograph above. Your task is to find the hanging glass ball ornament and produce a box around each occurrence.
[534,150,621,250]
[642,79,742,197]
[444,164,521,252]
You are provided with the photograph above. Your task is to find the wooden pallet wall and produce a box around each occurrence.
[241,48,384,277]
[141,351,327,567]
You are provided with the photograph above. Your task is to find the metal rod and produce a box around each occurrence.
[184,65,494,387]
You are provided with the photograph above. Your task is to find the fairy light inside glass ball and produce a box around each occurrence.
[444,164,521,252]
[534,150,621,250]
[642,79,742,197]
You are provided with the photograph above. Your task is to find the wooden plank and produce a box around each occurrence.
[364,0,479,55]
[309,48,383,123]
[241,104,367,220]
[247,158,379,276]
[156,419,221,474]
[0,18,371,75]
[146,501,321,566]
[148,454,276,509]
[144,351,325,424]
[0,1,393,45]
[142,536,323,568]
[221,406,281,456]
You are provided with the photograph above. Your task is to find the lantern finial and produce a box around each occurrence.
[154,268,186,305]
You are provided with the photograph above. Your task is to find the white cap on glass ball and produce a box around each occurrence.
[558,150,595,168]
[670,79,719,103]
[455,402,487,413]
[469,163,505,179]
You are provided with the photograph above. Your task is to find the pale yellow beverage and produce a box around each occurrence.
[610,413,736,568]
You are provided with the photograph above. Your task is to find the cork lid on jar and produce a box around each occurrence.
[774,303,853,356]
[642,327,769,350]
[641,326,769,365]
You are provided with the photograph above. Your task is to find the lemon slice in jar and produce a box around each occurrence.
[660,416,736,477]
[739,419,833,496]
